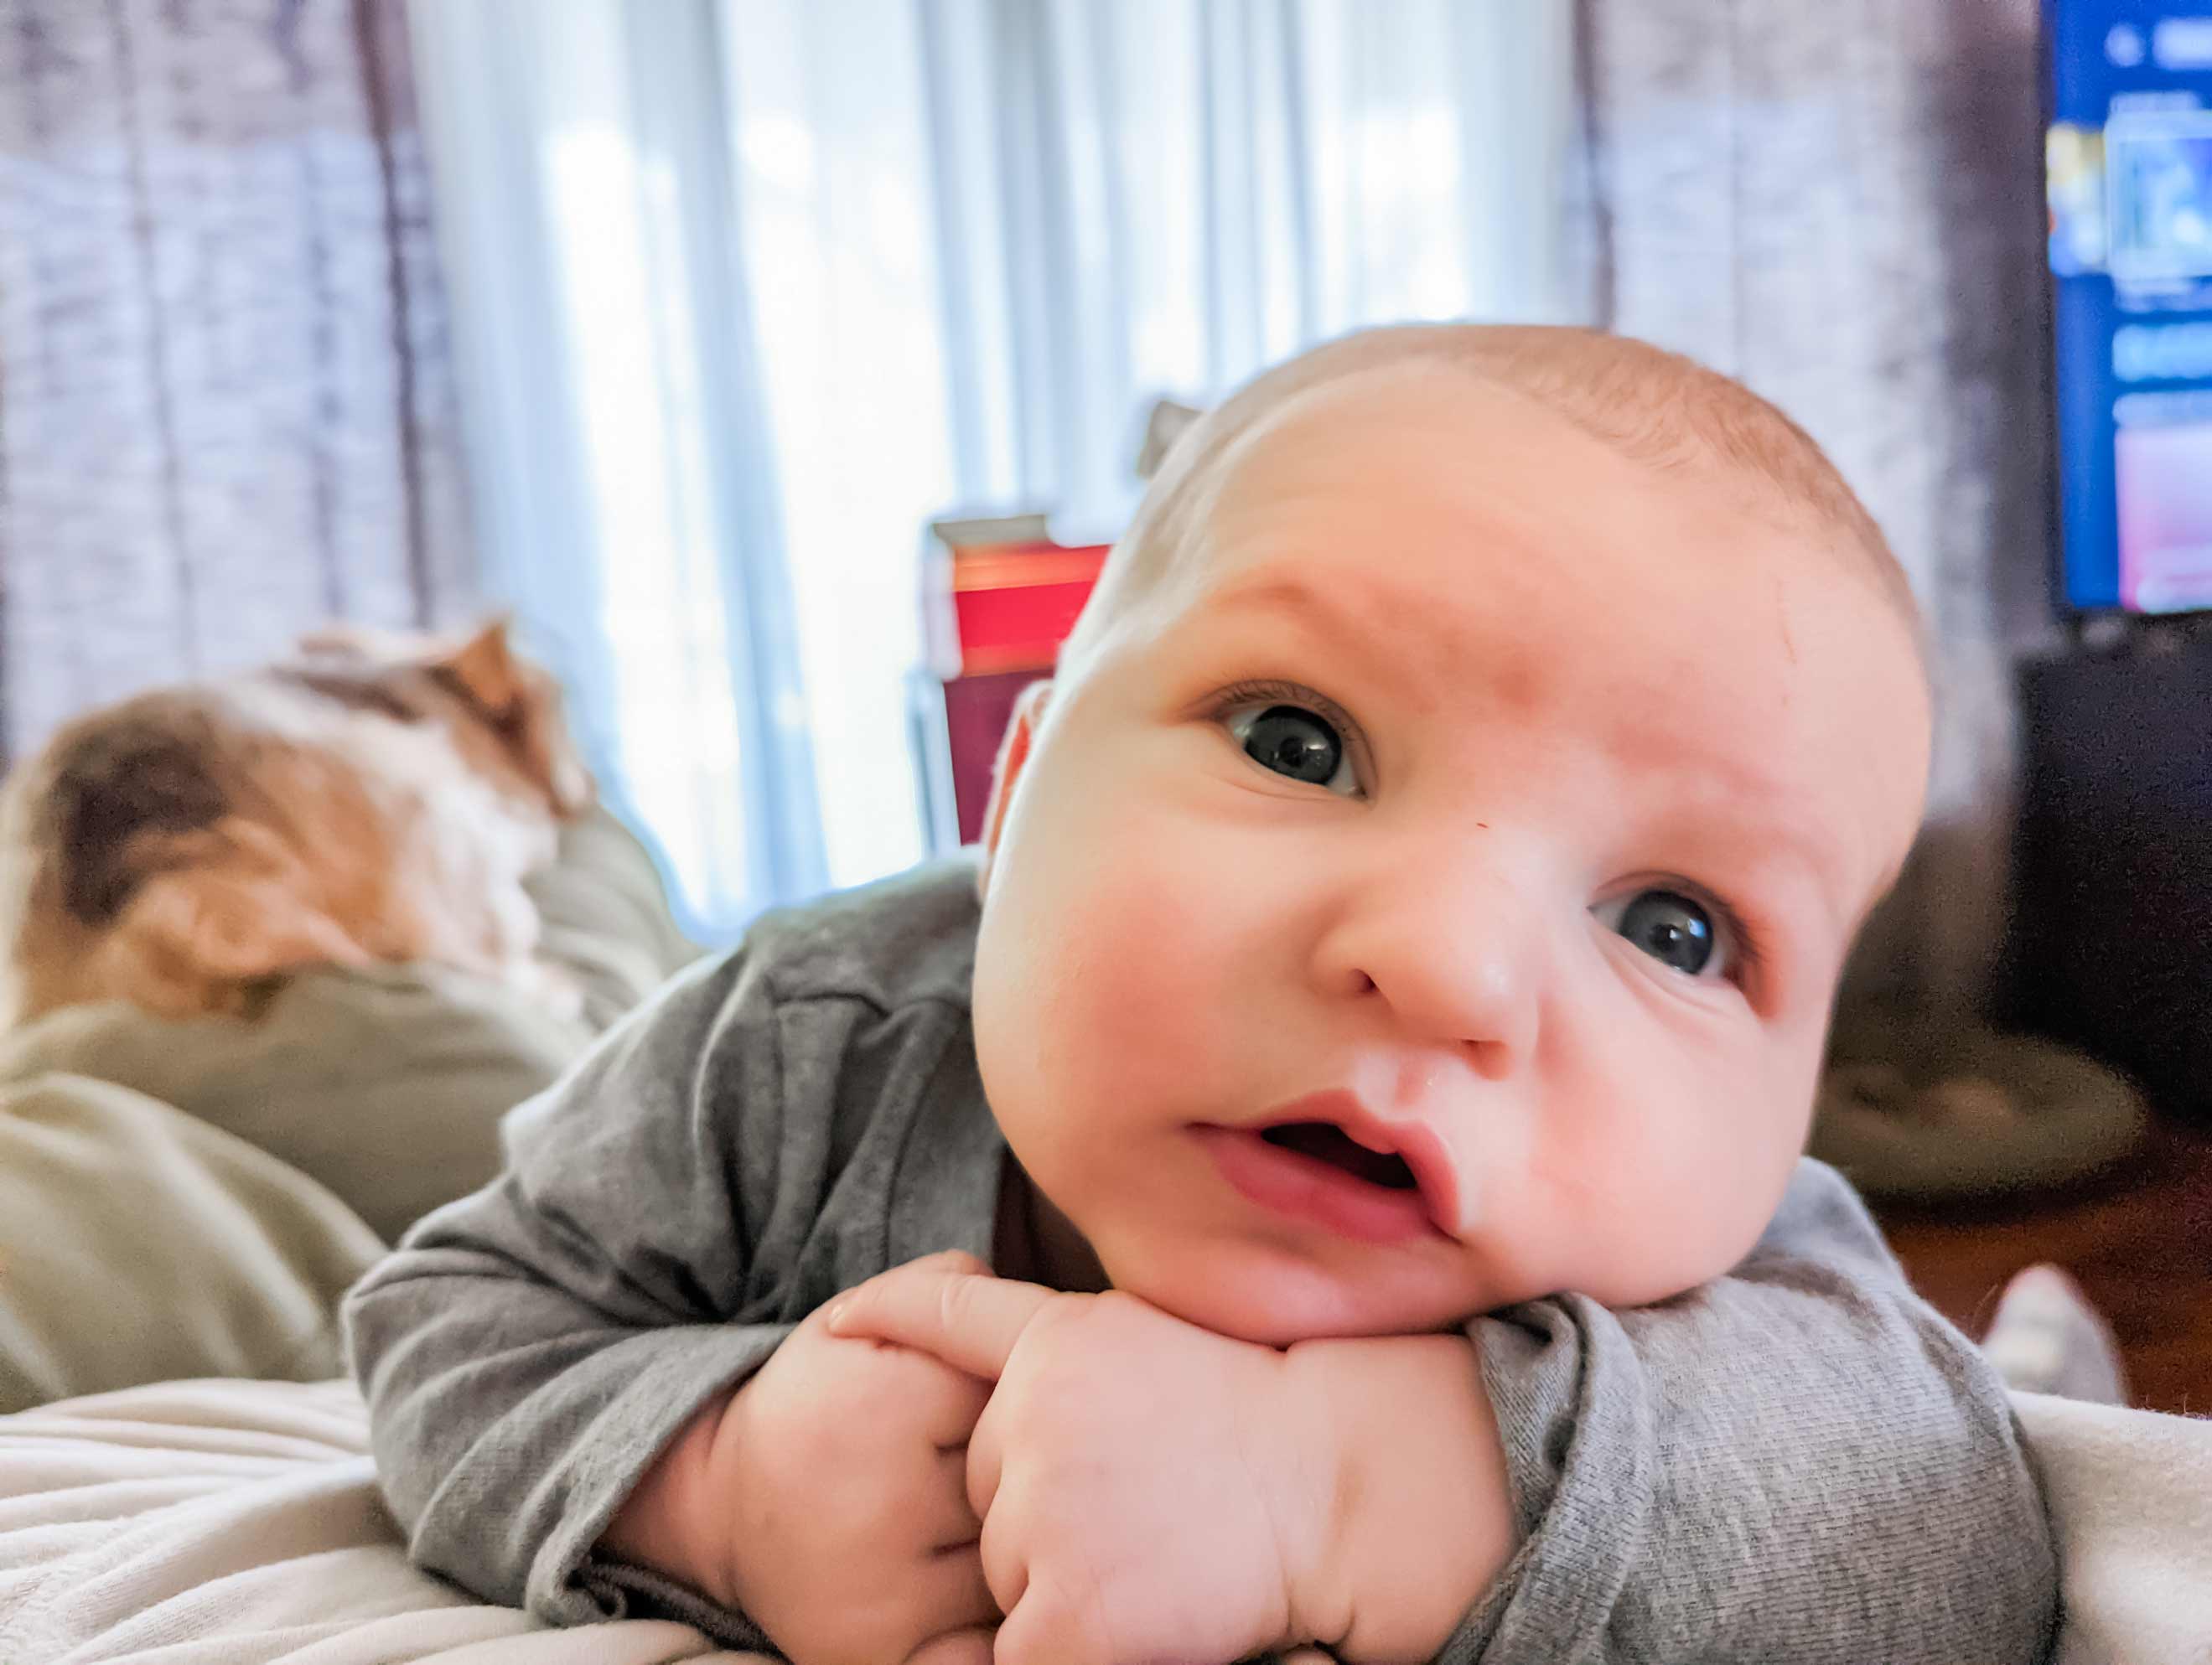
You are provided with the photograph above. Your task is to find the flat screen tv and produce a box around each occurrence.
[2048,1,2212,613]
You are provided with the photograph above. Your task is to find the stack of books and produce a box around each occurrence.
[913,512,1112,850]
[922,511,1110,680]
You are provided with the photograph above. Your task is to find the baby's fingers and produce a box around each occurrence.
[884,1538,999,1653]
[989,1575,1112,1665]
[828,1254,1058,1383]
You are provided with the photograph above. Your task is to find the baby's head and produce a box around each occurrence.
[970,324,1930,1345]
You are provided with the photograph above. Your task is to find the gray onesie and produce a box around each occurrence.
[344,858,2058,1663]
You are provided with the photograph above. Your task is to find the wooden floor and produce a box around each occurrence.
[1872,1119,2212,1416]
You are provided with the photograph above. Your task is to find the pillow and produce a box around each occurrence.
[0,1076,382,1414]
[0,806,702,1248]
[0,966,588,1247]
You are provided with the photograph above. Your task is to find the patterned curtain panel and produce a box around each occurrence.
[0,0,473,763]
[1575,0,2055,1023]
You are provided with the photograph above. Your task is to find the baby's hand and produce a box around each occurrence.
[827,1265,1338,1665]
[714,1250,1002,1665]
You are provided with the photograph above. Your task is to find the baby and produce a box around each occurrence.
[347,326,2056,1665]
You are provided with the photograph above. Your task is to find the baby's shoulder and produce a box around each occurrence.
[735,856,983,1016]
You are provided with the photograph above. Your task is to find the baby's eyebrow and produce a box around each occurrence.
[1198,566,1577,729]
[1645,780,1863,939]
[1197,572,1428,695]
[1203,574,1335,630]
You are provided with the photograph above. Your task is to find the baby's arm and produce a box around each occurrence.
[1311,1158,2057,1664]
[346,935,1010,1657]
[1277,1332,1514,1661]
[343,953,791,1645]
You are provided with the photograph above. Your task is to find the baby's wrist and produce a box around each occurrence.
[1282,1334,1514,1662]
[1261,1344,1356,1651]
[596,1386,745,1609]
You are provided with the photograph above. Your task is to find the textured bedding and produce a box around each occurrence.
[0,1378,764,1662]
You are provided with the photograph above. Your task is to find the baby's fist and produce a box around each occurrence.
[830,1265,1337,1665]
[718,1251,1002,1665]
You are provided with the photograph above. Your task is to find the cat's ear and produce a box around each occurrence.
[436,618,525,719]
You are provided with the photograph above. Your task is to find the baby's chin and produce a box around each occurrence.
[1098,1229,1747,1343]
[1098,1233,1500,1347]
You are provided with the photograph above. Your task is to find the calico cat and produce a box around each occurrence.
[0,619,593,1023]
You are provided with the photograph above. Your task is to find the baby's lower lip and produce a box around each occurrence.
[1192,1125,1444,1246]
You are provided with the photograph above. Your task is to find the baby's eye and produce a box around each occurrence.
[1596,888,1729,979]
[1229,704,1359,796]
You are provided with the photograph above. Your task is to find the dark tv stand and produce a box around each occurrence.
[2005,628,2212,1124]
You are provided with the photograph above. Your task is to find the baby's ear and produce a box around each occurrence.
[977,680,1053,897]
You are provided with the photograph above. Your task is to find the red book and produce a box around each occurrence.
[924,535,1109,678]
[917,521,1114,845]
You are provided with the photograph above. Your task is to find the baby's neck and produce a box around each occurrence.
[993,1156,1111,1293]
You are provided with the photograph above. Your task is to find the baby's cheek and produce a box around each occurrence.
[1676,1104,1806,1278]
[1558,1063,1807,1302]
[1047,870,1230,1075]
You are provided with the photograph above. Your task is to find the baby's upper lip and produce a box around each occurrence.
[1246,1088,1462,1238]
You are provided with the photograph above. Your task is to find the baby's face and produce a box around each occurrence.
[971,365,1930,1345]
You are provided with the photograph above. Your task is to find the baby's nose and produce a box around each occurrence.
[1313,861,1541,1075]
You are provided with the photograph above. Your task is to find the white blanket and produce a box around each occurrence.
[0,1378,2205,1663]
[0,1379,765,1663]
[2011,1391,2212,1665]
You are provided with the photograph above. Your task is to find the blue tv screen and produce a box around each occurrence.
[2048,1,2212,612]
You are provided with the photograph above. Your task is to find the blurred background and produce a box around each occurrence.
[0,0,2043,939]
[0,0,2205,1408]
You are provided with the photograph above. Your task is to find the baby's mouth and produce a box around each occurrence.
[1260,1121,1419,1192]
[1197,1102,1453,1246]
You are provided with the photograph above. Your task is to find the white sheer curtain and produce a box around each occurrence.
[408,0,1576,936]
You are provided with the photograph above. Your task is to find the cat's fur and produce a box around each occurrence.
[0,620,593,1024]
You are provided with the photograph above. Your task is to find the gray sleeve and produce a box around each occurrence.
[1443,1158,2058,1664]
[340,949,787,1646]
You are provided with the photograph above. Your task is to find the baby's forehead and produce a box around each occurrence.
[1064,329,1919,726]
[1175,357,1906,636]
[1173,375,1920,740]
[1205,385,1740,615]
[1188,367,1733,592]
[1222,356,1552,471]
